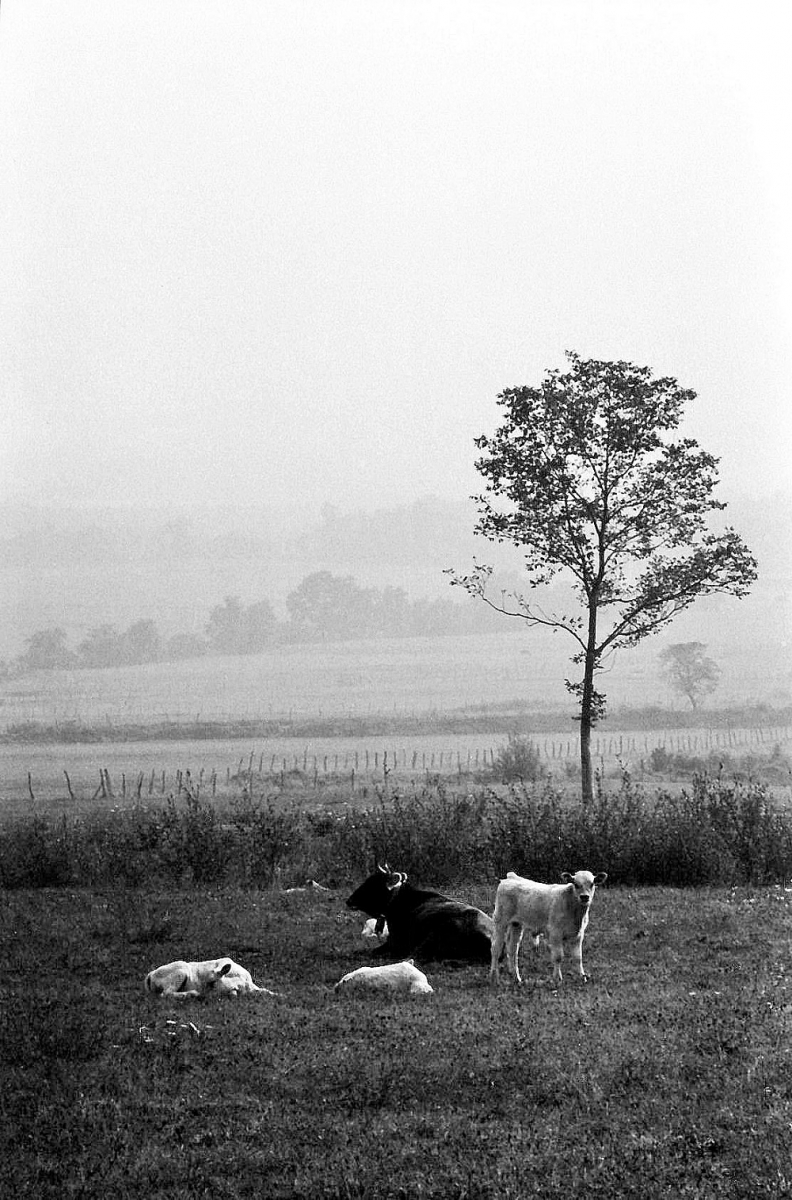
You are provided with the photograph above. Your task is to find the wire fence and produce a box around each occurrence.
[13,724,791,806]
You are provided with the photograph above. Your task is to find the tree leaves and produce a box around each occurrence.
[449,352,758,797]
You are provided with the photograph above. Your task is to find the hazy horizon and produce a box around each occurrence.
[1,4,789,705]
[1,2,791,517]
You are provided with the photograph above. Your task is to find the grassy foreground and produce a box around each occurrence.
[2,883,791,1198]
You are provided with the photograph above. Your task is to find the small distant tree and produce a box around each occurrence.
[121,618,162,664]
[77,624,124,669]
[449,352,757,803]
[19,628,74,671]
[206,596,277,654]
[206,596,246,654]
[660,642,721,709]
[286,572,378,641]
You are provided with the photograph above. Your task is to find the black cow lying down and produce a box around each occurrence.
[347,864,493,963]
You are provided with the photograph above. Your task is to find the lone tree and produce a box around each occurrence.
[449,352,757,802]
[659,642,721,710]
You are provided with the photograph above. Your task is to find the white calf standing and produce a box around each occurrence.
[490,870,607,986]
[145,958,277,999]
[334,960,433,995]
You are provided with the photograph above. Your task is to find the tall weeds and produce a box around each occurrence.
[1,775,789,890]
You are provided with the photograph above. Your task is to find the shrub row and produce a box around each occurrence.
[1,775,790,891]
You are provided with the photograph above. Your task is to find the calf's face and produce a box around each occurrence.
[560,870,608,910]
[202,961,234,992]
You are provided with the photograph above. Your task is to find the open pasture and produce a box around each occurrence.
[2,883,791,1198]
[3,630,789,730]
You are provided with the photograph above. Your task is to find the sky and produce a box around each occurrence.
[1,0,790,517]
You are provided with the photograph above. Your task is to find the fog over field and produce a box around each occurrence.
[1,4,790,710]
[1,490,789,711]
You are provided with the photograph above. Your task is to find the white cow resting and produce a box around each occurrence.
[490,870,607,986]
[145,957,277,999]
[334,960,433,995]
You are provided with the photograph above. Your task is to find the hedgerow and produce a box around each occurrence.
[1,774,790,890]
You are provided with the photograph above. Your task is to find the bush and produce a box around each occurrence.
[1,775,790,891]
[228,794,308,886]
[358,784,490,884]
[0,814,74,887]
[490,735,543,783]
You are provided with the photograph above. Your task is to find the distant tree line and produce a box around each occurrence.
[8,571,508,673]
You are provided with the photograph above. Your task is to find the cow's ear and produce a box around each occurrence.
[216,961,233,978]
[594,872,608,885]
[560,872,573,884]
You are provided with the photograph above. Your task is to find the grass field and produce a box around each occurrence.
[3,631,791,1195]
[3,631,790,729]
[2,882,791,1198]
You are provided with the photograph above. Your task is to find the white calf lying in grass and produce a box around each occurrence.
[490,870,607,987]
[334,960,433,995]
[145,958,278,999]
[361,917,389,945]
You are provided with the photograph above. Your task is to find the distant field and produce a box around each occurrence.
[2,630,790,729]
[1,630,790,809]
[3,723,791,818]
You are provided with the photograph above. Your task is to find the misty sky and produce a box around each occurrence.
[1,1,790,517]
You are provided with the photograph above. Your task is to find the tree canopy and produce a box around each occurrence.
[451,352,757,800]
[660,642,721,710]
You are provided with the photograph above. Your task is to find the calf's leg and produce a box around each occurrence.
[506,922,526,984]
[489,921,507,985]
[567,932,587,981]
[549,938,565,986]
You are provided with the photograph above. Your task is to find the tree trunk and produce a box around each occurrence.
[579,671,594,805]
[579,598,599,805]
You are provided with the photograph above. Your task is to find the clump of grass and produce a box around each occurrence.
[359,783,490,884]
[227,792,310,886]
[488,734,544,783]
[649,743,792,784]
[0,814,75,887]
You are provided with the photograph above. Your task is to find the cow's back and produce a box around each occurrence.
[389,886,493,961]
